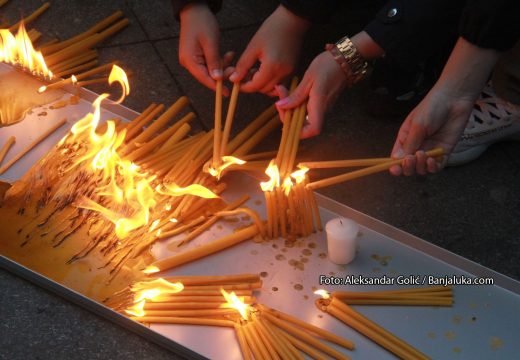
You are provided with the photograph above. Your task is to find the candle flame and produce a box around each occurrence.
[149,219,160,232]
[291,165,309,184]
[314,289,331,300]
[0,23,53,79]
[207,156,246,180]
[71,74,78,85]
[131,278,184,302]
[108,64,130,103]
[134,288,161,302]
[260,160,280,192]
[282,177,293,196]
[143,265,160,274]
[220,288,252,321]
[158,183,219,199]
[68,67,212,239]
[125,300,146,317]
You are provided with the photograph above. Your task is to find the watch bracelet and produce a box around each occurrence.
[326,36,368,87]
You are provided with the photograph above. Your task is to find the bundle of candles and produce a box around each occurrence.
[0,66,282,298]
[0,1,129,91]
[1,2,50,42]
[207,80,281,179]
[38,9,129,92]
[107,274,355,360]
[108,273,261,322]
[315,286,454,359]
[212,78,323,241]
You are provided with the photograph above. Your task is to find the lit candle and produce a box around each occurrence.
[325,217,359,265]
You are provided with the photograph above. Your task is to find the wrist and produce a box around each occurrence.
[275,5,311,34]
[434,37,500,101]
[350,31,384,60]
[326,36,368,87]
[179,1,211,21]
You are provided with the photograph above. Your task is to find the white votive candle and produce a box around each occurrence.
[326,217,359,265]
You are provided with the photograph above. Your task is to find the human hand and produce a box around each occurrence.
[275,51,347,138]
[390,89,474,176]
[390,37,500,176]
[179,3,233,95]
[228,5,310,95]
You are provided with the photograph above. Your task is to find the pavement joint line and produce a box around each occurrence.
[124,0,208,131]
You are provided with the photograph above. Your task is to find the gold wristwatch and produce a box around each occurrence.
[326,36,368,87]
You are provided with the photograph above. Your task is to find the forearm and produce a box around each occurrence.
[434,37,500,101]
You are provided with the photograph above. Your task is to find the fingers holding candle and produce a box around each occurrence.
[388,92,472,177]
[276,51,348,139]
[306,148,444,190]
[178,2,231,95]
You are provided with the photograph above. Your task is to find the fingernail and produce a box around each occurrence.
[229,72,238,82]
[276,98,289,107]
[393,149,404,158]
[211,69,223,79]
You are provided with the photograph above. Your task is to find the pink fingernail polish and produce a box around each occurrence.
[211,69,223,79]
[276,98,289,107]
[393,149,404,158]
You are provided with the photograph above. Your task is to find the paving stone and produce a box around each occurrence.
[499,142,520,170]
[127,0,278,39]
[0,269,181,360]
[1,0,146,47]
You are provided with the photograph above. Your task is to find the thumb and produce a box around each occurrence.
[275,78,311,110]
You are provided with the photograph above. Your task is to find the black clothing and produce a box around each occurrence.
[174,0,519,67]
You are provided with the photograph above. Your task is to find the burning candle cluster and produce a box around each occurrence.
[107,273,356,360]
[259,79,322,240]
[0,22,52,79]
[0,3,129,126]
[108,274,260,327]
[0,60,279,297]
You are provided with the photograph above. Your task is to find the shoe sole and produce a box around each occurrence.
[447,145,489,167]
[447,132,520,167]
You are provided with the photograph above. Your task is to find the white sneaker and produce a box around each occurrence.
[448,83,520,166]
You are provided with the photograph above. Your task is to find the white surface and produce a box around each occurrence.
[1,65,520,360]
[326,217,359,265]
